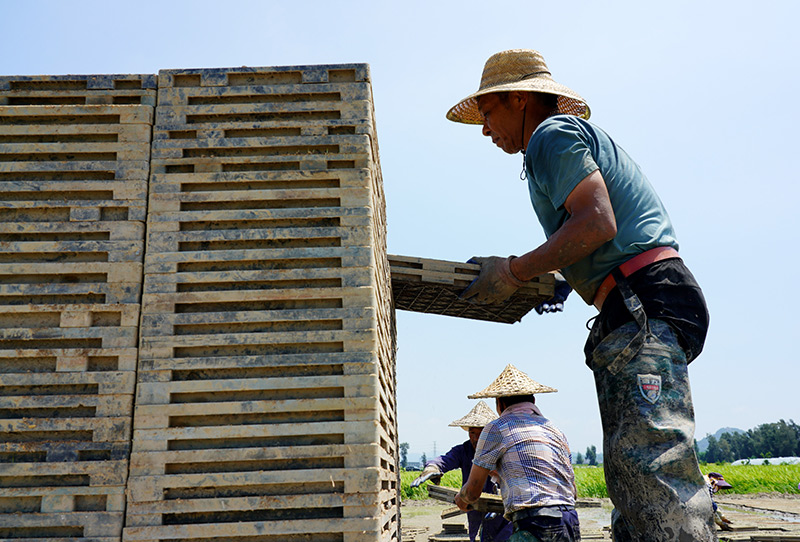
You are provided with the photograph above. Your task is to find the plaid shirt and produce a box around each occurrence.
[473,402,576,516]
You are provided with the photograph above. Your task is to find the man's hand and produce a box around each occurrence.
[456,464,491,511]
[454,488,473,511]
[460,256,526,305]
[534,275,572,314]
[714,510,734,531]
[410,465,442,488]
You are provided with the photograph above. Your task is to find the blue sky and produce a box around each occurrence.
[3,0,798,459]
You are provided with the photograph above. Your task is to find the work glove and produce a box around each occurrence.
[460,256,526,305]
[534,274,572,314]
[714,510,734,531]
[410,465,442,488]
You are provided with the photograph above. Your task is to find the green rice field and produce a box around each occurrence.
[400,463,800,500]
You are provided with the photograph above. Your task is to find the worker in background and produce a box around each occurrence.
[447,49,715,541]
[455,365,579,541]
[411,401,512,542]
[706,472,734,531]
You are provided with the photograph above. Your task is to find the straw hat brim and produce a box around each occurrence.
[468,364,558,399]
[446,79,590,125]
[448,400,497,429]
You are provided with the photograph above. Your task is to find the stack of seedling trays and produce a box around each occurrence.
[126,64,398,542]
[389,255,555,324]
[0,74,154,541]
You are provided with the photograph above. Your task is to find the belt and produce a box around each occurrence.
[511,505,574,522]
[592,246,680,310]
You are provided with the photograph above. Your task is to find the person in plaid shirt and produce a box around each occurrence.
[455,365,580,541]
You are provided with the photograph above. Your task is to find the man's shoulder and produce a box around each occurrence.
[504,411,566,434]
[528,115,592,154]
[447,440,471,453]
[539,114,588,130]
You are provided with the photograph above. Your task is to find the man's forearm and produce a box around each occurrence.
[455,464,491,510]
[510,170,617,282]
[510,216,610,281]
[457,480,482,503]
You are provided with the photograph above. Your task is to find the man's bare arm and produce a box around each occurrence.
[510,169,617,281]
[454,464,491,511]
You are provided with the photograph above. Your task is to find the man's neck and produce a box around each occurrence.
[523,98,559,147]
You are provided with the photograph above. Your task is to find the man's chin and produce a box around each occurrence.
[494,142,511,153]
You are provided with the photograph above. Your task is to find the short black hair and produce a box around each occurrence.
[495,91,557,111]
[498,394,536,411]
[533,92,558,110]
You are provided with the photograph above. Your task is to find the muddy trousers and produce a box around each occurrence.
[588,316,717,542]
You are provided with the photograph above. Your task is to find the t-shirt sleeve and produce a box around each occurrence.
[526,118,599,210]
[473,422,503,470]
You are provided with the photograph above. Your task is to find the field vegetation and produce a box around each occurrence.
[400,463,800,500]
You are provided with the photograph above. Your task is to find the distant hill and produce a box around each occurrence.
[696,427,745,452]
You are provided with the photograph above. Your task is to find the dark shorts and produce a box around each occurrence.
[584,259,709,363]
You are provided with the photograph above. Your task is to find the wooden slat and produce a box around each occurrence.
[0,105,153,125]
[0,441,130,462]
[427,485,504,514]
[0,159,149,181]
[134,373,378,404]
[143,245,371,274]
[0,123,151,141]
[0,511,124,538]
[0,459,128,487]
[0,416,131,443]
[0,370,136,394]
[128,443,384,476]
[0,347,138,372]
[157,64,369,89]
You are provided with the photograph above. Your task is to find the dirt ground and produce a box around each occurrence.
[400,494,800,541]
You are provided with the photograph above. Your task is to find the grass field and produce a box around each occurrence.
[400,463,800,500]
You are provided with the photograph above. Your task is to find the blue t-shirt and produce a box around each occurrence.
[525,115,678,304]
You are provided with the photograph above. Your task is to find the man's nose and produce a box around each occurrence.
[482,122,491,137]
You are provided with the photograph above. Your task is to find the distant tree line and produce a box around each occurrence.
[399,442,409,468]
[574,445,598,465]
[698,420,800,463]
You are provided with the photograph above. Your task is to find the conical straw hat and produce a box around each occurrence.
[468,364,557,399]
[448,400,497,430]
[447,49,590,125]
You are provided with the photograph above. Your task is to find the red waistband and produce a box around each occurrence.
[592,246,680,311]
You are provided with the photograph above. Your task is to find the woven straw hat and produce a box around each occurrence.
[468,364,558,399]
[446,49,590,125]
[448,400,497,430]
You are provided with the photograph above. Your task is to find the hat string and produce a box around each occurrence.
[520,99,528,181]
[518,70,551,80]
[520,104,561,181]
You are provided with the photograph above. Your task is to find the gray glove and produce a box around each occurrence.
[410,465,442,488]
[460,256,526,305]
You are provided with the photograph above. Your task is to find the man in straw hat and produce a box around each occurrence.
[447,49,715,540]
[454,365,578,541]
[705,472,734,531]
[411,400,512,542]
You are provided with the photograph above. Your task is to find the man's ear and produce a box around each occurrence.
[508,91,528,111]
